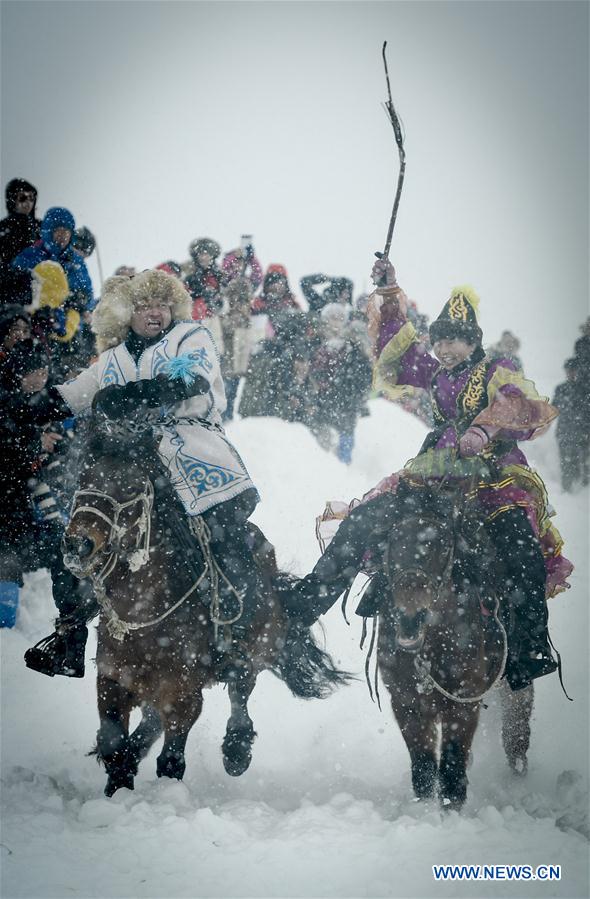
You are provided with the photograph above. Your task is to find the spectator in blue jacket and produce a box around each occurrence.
[11,207,94,313]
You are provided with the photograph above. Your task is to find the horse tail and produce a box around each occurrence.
[274,621,354,699]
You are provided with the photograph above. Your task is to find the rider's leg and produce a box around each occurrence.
[201,488,259,638]
[24,525,97,678]
[282,491,399,626]
[485,508,557,690]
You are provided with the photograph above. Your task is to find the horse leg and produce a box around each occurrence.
[500,680,533,775]
[439,706,480,809]
[393,702,438,800]
[128,703,163,765]
[222,665,257,777]
[156,691,203,781]
[96,676,137,797]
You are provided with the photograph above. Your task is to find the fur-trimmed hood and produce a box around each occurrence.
[91,269,192,352]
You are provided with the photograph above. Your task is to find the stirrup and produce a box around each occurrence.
[24,630,85,679]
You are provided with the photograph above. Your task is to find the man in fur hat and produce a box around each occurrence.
[285,258,571,692]
[24,269,260,678]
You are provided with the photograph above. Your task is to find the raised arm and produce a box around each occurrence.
[369,259,438,398]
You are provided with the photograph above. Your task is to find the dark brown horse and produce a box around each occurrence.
[63,419,349,797]
[374,481,532,809]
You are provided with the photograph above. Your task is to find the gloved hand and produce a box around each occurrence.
[92,384,136,420]
[244,244,255,261]
[93,375,209,420]
[459,426,490,458]
[371,257,398,289]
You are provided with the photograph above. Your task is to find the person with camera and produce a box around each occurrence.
[222,236,263,292]
[0,338,93,656]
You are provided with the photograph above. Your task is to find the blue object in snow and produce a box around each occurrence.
[0,581,19,628]
[337,432,354,465]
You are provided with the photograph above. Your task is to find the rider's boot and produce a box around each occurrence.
[486,508,558,692]
[504,590,557,692]
[25,616,89,678]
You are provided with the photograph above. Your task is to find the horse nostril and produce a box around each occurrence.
[64,535,95,559]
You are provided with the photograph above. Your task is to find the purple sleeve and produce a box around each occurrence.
[378,308,438,389]
[484,358,534,440]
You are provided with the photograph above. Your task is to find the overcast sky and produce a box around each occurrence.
[1,0,588,388]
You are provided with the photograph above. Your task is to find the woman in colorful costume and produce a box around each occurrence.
[25,269,260,678]
[289,258,572,691]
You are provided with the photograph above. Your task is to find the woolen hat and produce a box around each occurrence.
[429,285,483,346]
[5,178,38,216]
[72,226,96,256]
[41,207,75,246]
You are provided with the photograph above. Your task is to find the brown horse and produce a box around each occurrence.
[63,418,349,797]
[374,480,532,809]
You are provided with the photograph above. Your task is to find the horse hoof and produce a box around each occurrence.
[222,726,256,777]
[156,757,186,780]
[509,756,528,777]
[104,774,134,797]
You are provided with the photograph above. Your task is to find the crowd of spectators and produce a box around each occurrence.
[552,318,590,492]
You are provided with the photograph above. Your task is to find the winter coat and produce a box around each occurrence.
[11,208,94,312]
[184,263,225,320]
[311,340,372,431]
[56,321,257,516]
[0,387,49,543]
[0,179,41,304]
[220,277,254,378]
[222,249,263,292]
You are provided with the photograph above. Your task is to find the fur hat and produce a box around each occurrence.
[31,261,70,309]
[429,285,483,346]
[91,269,192,352]
[189,238,221,260]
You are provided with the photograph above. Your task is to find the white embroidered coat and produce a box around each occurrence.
[57,321,257,515]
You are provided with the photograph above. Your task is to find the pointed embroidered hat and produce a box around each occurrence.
[429,284,483,346]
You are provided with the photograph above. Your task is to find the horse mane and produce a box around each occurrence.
[84,414,161,468]
[392,478,499,597]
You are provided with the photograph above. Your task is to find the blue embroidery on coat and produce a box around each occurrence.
[151,342,171,378]
[102,353,125,386]
[177,451,242,498]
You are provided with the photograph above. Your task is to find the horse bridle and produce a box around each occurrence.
[68,479,154,576]
[385,514,456,646]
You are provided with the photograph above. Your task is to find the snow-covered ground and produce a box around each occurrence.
[1,399,588,899]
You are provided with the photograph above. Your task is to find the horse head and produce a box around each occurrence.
[63,416,157,578]
[384,481,463,653]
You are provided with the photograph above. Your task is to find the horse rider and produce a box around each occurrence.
[284,257,572,692]
[25,269,261,678]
